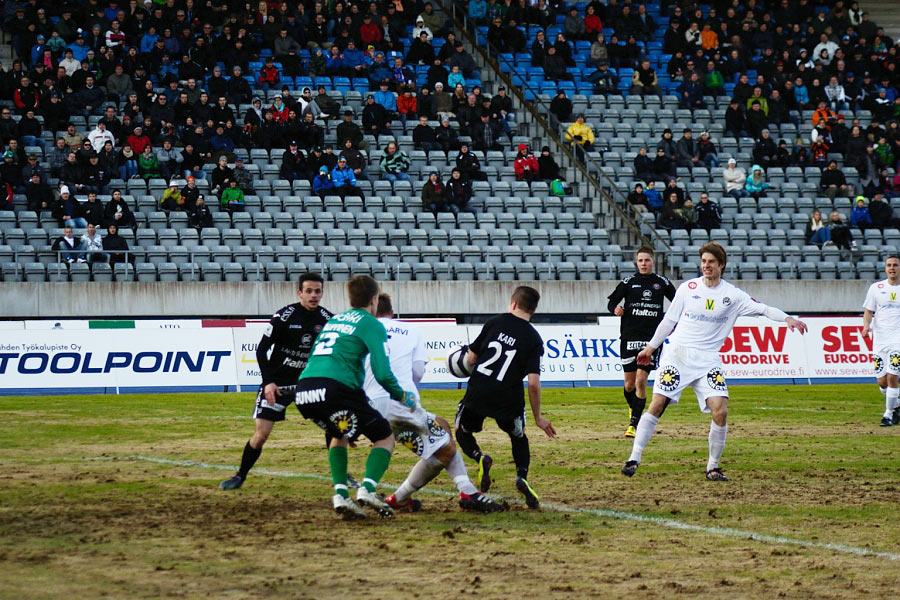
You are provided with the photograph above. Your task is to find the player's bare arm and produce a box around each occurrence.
[862,309,874,339]
[528,373,556,438]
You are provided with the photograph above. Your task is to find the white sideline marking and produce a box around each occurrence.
[111,454,899,561]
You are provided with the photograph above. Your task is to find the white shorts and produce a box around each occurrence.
[652,345,729,413]
[873,346,900,378]
[368,395,452,460]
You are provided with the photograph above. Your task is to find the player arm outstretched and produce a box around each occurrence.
[527,373,556,438]
[741,296,808,333]
[862,309,874,339]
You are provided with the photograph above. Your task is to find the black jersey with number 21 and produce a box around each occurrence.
[463,313,543,416]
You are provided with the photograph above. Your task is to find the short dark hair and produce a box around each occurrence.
[699,241,727,266]
[298,271,324,290]
[347,275,379,308]
[885,254,900,265]
[511,286,540,314]
[376,293,393,317]
[635,245,655,259]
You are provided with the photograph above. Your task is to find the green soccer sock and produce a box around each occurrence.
[328,446,349,498]
[362,447,392,492]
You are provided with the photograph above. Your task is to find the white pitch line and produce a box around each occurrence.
[109,454,900,562]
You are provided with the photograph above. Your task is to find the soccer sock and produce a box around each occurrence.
[455,428,482,462]
[885,387,900,418]
[510,433,531,480]
[361,447,392,493]
[628,413,659,463]
[707,422,728,472]
[623,388,636,415]
[393,456,444,503]
[237,441,262,479]
[445,452,478,495]
[630,394,647,428]
[328,445,349,498]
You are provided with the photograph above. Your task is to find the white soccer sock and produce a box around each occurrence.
[628,413,659,464]
[445,451,478,495]
[393,457,444,503]
[885,387,899,418]
[707,422,728,472]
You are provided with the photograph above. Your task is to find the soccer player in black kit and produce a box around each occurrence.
[607,246,676,438]
[454,286,557,509]
[220,272,333,490]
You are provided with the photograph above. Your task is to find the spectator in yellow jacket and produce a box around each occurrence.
[565,115,595,162]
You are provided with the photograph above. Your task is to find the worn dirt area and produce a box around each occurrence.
[3,387,900,598]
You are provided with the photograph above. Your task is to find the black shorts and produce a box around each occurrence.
[252,384,297,422]
[620,339,661,373]
[455,402,527,440]
[293,377,392,443]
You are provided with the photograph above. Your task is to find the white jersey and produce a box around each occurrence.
[665,277,774,353]
[363,317,427,400]
[863,279,900,351]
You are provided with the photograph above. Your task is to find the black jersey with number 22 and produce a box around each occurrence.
[463,313,543,417]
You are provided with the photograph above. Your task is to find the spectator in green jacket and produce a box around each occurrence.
[703,60,724,96]
[220,179,245,214]
[138,145,162,180]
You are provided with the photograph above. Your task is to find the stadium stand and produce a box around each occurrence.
[0,1,898,282]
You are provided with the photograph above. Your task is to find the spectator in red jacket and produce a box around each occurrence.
[514,143,539,182]
[258,57,280,93]
[397,87,417,127]
[126,125,152,155]
[359,15,382,48]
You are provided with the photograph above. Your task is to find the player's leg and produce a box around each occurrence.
[622,393,671,476]
[454,403,493,492]
[704,395,729,480]
[622,368,638,437]
[495,413,540,508]
[350,398,397,517]
[220,387,283,489]
[632,368,651,427]
[327,435,368,520]
[885,372,900,426]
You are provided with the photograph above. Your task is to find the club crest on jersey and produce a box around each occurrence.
[706,299,715,310]
[723,297,732,306]
[878,283,884,289]
[329,410,358,438]
[314,324,323,333]
[396,430,424,456]
[657,366,680,392]
[891,352,900,368]
[427,417,445,437]
[707,367,727,391]
[653,283,660,290]
[874,355,885,374]
[688,281,697,289]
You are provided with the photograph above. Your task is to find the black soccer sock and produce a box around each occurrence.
[630,394,647,428]
[510,433,531,480]
[237,441,262,479]
[623,388,636,414]
[455,428,482,462]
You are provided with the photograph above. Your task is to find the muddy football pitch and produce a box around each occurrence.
[2,384,899,599]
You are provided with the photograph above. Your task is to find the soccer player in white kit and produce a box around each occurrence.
[621,242,808,480]
[862,255,900,426]
[362,294,505,513]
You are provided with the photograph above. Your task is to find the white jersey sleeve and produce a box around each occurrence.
[864,280,900,349]
[863,283,878,313]
[363,318,422,400]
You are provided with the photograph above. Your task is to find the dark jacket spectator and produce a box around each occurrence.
[102,224,132,264]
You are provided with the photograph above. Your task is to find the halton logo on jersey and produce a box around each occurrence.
[657,365,680,392]
[707,367,727,391]
[329,410,358,438]
[874,355,885,375]
[396,430,424,456]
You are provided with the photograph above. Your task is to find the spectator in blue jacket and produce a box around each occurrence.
[331,156,363,198]
[851,196,873,229]
[368,52,392,88]
[373,81,398,113]
[313,165,334,197]
[468,0,488,25]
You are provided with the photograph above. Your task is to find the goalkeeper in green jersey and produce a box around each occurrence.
[294,275,417,520]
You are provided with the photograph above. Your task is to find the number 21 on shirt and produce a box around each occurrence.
[476,341,517,381]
